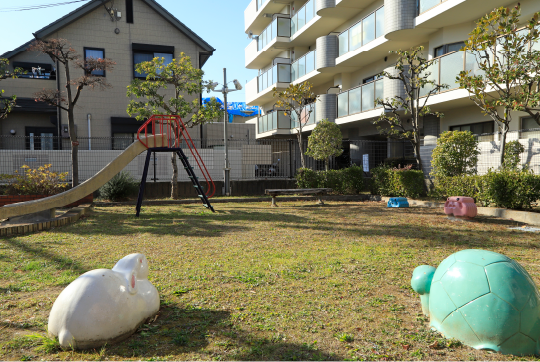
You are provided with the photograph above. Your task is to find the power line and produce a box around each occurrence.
[0,0,91,12]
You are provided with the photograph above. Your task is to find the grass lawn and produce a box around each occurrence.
[1,201,539,361]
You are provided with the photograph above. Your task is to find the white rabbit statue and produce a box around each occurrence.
[48,253,160,349]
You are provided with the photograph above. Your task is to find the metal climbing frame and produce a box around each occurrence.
[135,115,216,215]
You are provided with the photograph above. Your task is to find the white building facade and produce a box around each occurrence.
[243,0,540,173]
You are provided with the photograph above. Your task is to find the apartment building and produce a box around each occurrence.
[244,0,540,170]
[0,0,215,150]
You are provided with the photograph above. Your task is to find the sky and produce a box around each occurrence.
[0,0,255,103]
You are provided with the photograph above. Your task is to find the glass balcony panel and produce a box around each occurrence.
[337,92,349,118]
[375,79,384,104]
[419,0,441,14]
[349,23,362,51]
[290,112,299,128]
[465,51,484,77]
[297,7,306,32]
[362,82,375,111]
[298,56,306,79]
[291,62,298,82]
[306,0,314,24]
[272,112,277,130]
[271,18,277,39]
[339,31,348,56]
[258,118,262,133]
[291,14,297,35]
[532,38,540,51]
[278,112,290,129]
[420,62,439,97]
[272,65,277,85]
[362,13,375,46]
[278,64,291,83]
[440,51,464,91]
[375,7,385,38]
[305,51,315,74]
[277,18,291,37]
[349,87,361,114]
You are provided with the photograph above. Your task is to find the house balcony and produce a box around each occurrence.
[245,16,291,69]
[256,103,318,138]
[1,77,57,99]
[246,63,291,106]
[291,50,318,84]
[335,78,384,125]
[245,0,290,35]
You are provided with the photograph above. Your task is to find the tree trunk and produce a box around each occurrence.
[500,126,508,168]
[68,109,79,187]
[325,158,329,171]
[297,131,306,169]
[412,133,428,195]
[171,152,179,199]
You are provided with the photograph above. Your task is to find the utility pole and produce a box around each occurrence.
[223,68,230,196]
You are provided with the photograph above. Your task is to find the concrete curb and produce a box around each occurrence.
[95,194,380,207]
[0,204,93,237]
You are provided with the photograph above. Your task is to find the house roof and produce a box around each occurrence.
[1,0,215,59]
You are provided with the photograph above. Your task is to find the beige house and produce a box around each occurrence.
[1,0,215,150]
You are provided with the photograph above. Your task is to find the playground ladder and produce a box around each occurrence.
[136,115,216,216]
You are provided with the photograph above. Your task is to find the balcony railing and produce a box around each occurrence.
[258,111,292,134]
[337,79,384,118]
[256,0,270,11]
[291,0,315,37]
[258,63,292,93]
[338,6,385,57]
[258,16,291,51]
[291,50,316,82]
[290,105,316,128]
[418,0,447,15]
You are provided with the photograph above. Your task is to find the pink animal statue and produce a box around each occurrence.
[444,196,477,218]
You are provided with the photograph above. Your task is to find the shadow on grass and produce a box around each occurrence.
[106,303,338,361]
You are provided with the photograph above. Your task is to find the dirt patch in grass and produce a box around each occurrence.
[1,201,538,361]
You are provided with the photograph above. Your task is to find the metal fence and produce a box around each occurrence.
[0,136,415,183]
[3,131,537,185]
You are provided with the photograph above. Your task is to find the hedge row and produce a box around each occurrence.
[296,165,364,194]
[434,169,540,209]
[370,167,425,199]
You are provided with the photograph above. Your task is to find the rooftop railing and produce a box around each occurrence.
[256,0,270,11]
[418,0,447,15]
[258,63,292,93]
[258,16,291,51]
[291,50,316,82]
[291,0,315,37]
[337,78,384,118]
[338,6,385,57]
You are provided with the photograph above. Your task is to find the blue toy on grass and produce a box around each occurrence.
[387,197,409,208]
[411,249,540,356]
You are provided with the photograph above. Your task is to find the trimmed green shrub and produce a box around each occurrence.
[371,165,425,198]
[295,168,320,189]
[481,169,540,209]
[383,157,418,169]
[295,165,364,194]
[432,175,483,204]
[98,171,139,201]
[431,131,479,178]
[503,140,525,170]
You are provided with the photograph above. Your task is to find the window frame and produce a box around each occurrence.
[434,41,465,58]
[132,44,175,80]
[449,121,494,142]
[83,47,106,77]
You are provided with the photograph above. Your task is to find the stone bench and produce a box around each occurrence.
[264,188,333,207]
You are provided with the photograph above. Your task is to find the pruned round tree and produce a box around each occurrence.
[306,119,343,171]
[431,130,480,178]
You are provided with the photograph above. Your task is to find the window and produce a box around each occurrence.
[126,0,133,23]
[363,73,383,84]
[132,44,175,79]
[520,117,540,139]
[84,48,105,76]
[25,127,57,150]
[12,62,54,79]
[434,42,465,57]
[450,121,494,141]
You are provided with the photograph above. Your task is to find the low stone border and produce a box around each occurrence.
[379,196,540,226]
[0,204,93,237]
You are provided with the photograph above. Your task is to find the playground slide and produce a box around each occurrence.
[0,136,165,220]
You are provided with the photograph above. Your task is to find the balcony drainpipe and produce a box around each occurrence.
[87,114,92,150]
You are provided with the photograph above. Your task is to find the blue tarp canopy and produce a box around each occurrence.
[202,98,260,120]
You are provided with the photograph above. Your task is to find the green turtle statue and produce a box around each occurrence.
[411,249,540,356]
